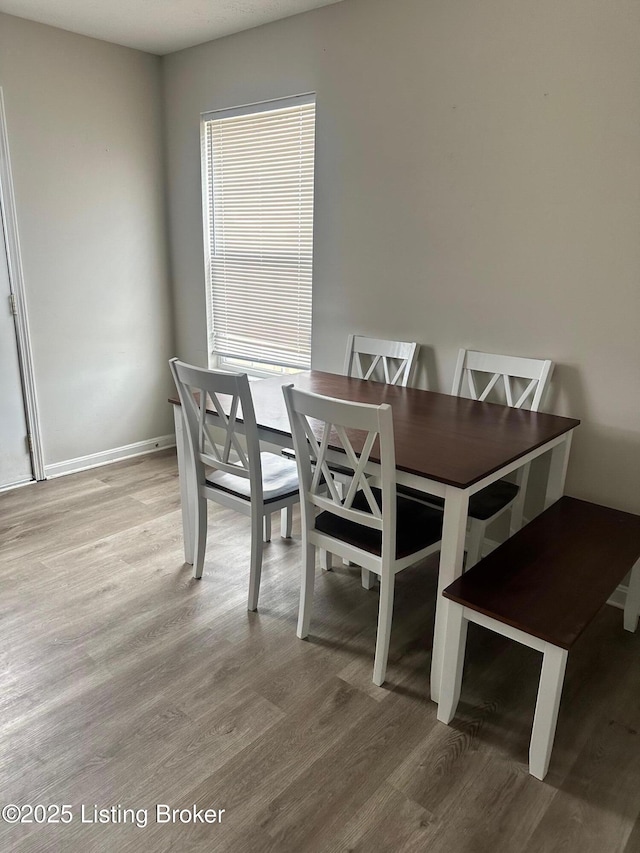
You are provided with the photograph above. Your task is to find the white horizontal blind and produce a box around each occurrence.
[203,97,316,370]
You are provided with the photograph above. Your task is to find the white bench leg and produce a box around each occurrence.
[529,644,568,780]
[624,558,640,633]
[437,601,468,723]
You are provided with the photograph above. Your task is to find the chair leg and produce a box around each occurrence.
[624,558,640,633]
[192,496,208,579]
[297,542,316,639]
[436,602,468,722]
[281,506,293,539]
[373,573,395,686]
[248,510,264,612]
[263,513,271,543]
[529,644,568,780]
[361,568,376,590]
[174,407,195,565]
[465,519,486,570]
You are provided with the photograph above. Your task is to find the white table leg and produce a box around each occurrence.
[544,432,573,509]
[465,519,486,569]
[437,601,468,724]
[624,558,640,633]
[173,405,194,564]
[529,644,568,780]
[431,486,469,702]
[509,464,530,535]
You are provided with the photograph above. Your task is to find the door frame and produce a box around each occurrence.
[0,87,45,481]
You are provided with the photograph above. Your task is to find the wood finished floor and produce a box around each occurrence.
[1,449,638,853]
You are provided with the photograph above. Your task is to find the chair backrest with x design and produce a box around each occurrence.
[169,358,263,501]
[283,384,397,564]
[451,349,553,412]
[344,335,419,387]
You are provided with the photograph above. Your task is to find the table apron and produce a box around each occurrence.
[256,418,572,501]
[462,431,572,498]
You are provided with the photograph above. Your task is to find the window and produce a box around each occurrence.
[202,94,316,375]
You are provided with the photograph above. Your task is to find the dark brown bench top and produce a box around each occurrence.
[443,497,640,649]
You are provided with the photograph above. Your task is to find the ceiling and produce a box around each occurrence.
[0,0,344,55]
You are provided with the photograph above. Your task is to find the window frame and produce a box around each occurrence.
[200,93,316,377]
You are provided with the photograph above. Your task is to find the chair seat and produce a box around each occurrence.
[206,452,299,504]
[399,478,520,522]
[315,487,443,559]
[469,479,519,520]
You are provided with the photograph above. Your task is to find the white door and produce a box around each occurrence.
[0,206,32,488]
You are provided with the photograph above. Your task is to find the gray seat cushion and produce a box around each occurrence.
[206,452,298,504]
[315,487,443,559]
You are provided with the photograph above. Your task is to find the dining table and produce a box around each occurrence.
[170,369,580,702]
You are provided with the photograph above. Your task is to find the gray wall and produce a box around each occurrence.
[1,0,637,512]
[0,14,174,468]
[163,0,640,513]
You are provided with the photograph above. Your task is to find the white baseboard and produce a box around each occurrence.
[44,435,175,479]
[0,478,34,494]
[483,537,628,611]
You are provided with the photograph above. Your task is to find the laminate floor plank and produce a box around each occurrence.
[522,632,640,853]
[1,450,638,852]
[250,665,436,853]
[115,679,381,853]
[0,475,111,521]
[625,818,640,852]
[0,492,159,565]
[324,782,435,853]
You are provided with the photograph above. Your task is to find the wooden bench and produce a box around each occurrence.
[436,496,640,780]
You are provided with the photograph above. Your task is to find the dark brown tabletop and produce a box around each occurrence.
[176,370,578,490]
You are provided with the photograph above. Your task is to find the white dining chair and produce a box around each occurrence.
[344,334,419,387]
[282,383,443,686]
[454,350,553,566]
[403,349,553,568]
[321,335,420,581]
[169,358,299,611]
